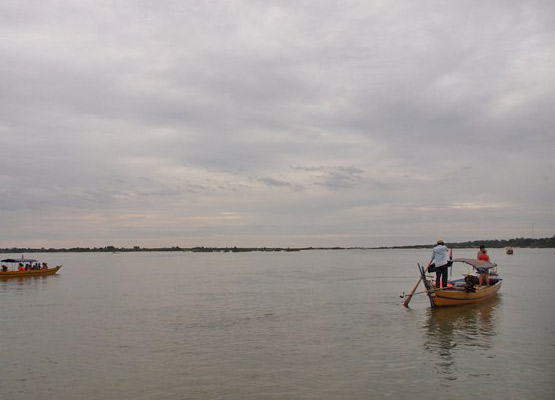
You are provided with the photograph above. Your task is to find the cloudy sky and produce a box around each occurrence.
[1,0,553,248]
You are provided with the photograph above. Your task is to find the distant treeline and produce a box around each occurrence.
[1,237,553,254]
[0,245,332,254]
[378,236,555,249]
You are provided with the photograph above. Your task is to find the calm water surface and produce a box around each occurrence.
[1,248,554,399]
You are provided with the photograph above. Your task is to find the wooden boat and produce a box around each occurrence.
[417,258,502,308]
[1,258,62,279]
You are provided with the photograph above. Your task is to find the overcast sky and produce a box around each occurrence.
[1,0,553,248]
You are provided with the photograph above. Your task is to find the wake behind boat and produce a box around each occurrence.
[403,258,502,308]
[1,257,62,279]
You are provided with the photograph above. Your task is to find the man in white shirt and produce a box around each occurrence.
[428,239,450,288]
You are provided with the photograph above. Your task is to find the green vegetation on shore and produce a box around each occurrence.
[377,236,555,250]
[1,236,553,254]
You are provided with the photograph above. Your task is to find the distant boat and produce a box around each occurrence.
[1,257,62,279]
[416,258,502,308]
[506,247,514,254]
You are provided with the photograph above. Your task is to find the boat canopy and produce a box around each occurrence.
[452,257,497,273]
[1,258,38,263]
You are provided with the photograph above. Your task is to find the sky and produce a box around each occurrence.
[1,0,554,248]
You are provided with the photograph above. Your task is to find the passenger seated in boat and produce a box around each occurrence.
[477,245,486,258]
[1,265,7,272]
[42,262,48,269]
[478,250,490,262]
[18,264,24,271]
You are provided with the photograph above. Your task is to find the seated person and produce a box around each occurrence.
[478,249,490,262]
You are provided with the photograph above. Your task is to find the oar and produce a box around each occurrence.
[402,276,422,307]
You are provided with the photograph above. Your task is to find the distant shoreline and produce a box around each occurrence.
[1,237,553,254]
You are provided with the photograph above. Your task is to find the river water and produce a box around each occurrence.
[1,248,554,399]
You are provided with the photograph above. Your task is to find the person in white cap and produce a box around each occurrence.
[428,239,450,288]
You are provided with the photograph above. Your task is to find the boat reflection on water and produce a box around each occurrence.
[423,296,501,382]
[0,273,60,292]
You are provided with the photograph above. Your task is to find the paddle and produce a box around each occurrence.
[402,276,422,307]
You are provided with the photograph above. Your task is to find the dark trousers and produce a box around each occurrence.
[436,264,449,288]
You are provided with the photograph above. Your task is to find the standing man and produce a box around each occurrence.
[428,239,450,288]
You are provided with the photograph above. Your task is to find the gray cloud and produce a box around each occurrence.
[0,0,553,247]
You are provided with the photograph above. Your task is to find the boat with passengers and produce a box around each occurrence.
[1,257,62,279]
[403,258,502,308]
[418,258,502,307]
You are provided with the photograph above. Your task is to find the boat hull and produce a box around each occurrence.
[431,281,502,307]
[0,266,62,279]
